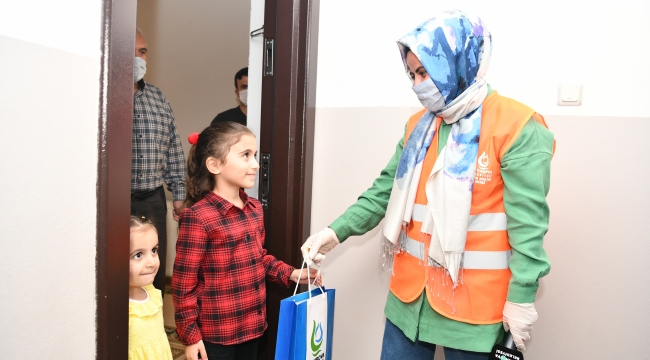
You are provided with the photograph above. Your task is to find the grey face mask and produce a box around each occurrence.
[134,57,147,83]
[413,78,445,113]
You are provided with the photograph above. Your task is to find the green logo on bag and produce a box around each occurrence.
[310,320,324,358]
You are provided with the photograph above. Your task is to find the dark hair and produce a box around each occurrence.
[234,67,248,88]
[130,215,157,235]
[186,122,254,207]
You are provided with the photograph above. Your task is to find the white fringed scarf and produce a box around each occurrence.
[382,10,492,286]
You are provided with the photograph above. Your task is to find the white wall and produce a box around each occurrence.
[316,0,650,117]
[247,0,265,163]
[313,1,650,359]
[0,0,101,358]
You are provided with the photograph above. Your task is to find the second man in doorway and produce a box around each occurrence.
[211,67,248,126]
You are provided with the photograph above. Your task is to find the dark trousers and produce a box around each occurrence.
[131,186,168,293]
[203,338,259,360]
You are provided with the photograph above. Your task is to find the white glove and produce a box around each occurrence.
[300,227,340,266]
[502,301,538,352]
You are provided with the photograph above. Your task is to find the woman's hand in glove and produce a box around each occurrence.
[300,227,340,266]
[502,301,538,352]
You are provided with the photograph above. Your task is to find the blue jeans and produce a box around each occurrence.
[380,319,489,360]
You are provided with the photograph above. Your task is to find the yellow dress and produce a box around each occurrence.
[129,284,173,360]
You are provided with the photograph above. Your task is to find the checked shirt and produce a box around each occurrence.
[172,190,295,346]
[132,80,186,200]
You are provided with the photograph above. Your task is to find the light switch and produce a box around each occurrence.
[557,84,582,106]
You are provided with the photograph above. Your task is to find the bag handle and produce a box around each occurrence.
[293,260,325,298]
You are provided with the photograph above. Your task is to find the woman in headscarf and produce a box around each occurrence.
[302,10,554,359]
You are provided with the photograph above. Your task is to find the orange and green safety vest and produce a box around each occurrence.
[329,88,553,352]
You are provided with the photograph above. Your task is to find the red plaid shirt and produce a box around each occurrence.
[172,190,295,346]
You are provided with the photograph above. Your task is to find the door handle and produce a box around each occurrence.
[260,153,271,208]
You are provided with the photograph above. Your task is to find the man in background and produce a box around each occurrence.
[132,28,186,292]
[210,67,248,126]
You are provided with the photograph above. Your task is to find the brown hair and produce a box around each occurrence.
[130,215,157,235]
[185,122,254,207]
[234,67,248,88]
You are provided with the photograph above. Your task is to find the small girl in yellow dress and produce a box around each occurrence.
[129,215,173,360]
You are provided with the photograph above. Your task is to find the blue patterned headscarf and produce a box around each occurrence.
[397,9,491,107]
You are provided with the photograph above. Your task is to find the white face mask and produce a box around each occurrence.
[413,78,445,113]
[238,89,248,107]
[134,57,147,83]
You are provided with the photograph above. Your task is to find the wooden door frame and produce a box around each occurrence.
[96,0,319,359]
[258,0,320,358]
[97,0,136,359]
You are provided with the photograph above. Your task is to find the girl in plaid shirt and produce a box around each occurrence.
[172,122,319,360]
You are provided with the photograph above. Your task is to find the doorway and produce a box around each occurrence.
[136,1,254,356]
[96,0,319,359]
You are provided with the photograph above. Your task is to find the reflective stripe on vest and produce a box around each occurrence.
[402,235,511,270]
[411,204,507,231]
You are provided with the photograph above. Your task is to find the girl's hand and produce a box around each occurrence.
[185,339,207,360]
[290,268,322,286]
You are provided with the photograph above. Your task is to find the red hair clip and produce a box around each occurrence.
[188,132,199,145]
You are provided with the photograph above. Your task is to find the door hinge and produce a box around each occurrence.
[264,38,274,76]
[260,153,271,208]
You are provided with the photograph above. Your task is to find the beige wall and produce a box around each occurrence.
[0,1,101,357]
[136,0,250,156]
[533,115,650,357]
[313,0,650,358]
[314,109,650,359]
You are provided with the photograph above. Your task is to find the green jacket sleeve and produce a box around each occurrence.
[329,129,405,242]
[501,118,554,303]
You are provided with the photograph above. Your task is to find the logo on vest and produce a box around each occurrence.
[475,151,493,184]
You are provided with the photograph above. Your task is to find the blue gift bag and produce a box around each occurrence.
[275,285,335,360]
